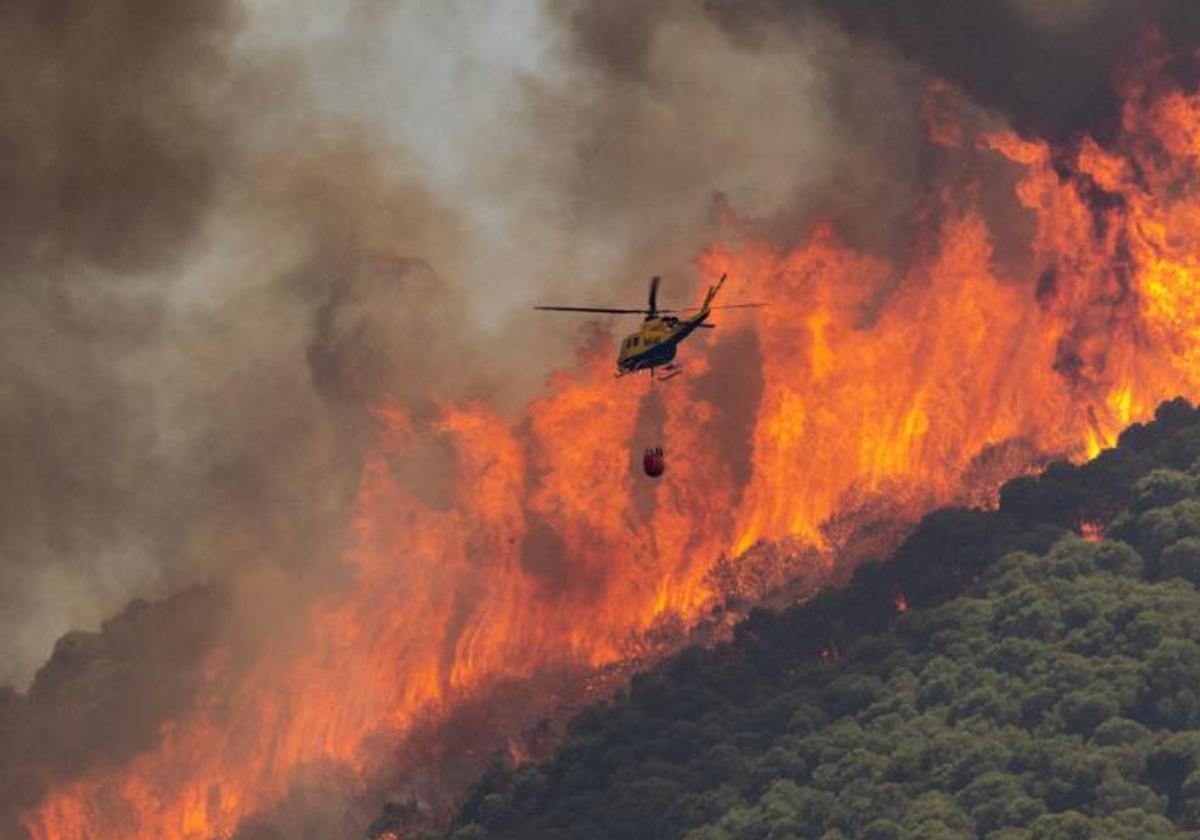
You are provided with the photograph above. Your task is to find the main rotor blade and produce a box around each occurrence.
[533,306,651,314]
[660,303,768,313]
[533,302,765,315]
[648,275,660,314]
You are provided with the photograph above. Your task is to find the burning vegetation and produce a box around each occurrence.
[445,399,1200,839]
[12,3,1200,839]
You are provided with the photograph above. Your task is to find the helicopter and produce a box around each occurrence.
[534,274,763,381]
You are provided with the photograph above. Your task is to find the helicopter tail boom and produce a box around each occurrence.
[696,273,727,320]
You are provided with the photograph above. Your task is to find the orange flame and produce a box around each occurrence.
[23,49,1200,840]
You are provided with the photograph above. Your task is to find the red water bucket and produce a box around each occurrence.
[643,446,665,478]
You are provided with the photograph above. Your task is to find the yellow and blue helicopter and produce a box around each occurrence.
[535,274,762,380]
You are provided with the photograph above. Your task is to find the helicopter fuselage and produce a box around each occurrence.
[616,314,705,374]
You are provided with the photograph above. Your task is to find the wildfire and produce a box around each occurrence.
[23,42,1200,840]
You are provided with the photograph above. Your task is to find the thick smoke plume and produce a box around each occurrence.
[0,0,236,686]
[0,0,913,687]
[5,0,1200,837]
[766,0,1200,140]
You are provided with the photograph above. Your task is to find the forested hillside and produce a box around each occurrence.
[389,399,1200,839]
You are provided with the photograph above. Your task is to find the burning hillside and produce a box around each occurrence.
[10,2,1200,839]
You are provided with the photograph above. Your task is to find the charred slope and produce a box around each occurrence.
[416,398,1200,839]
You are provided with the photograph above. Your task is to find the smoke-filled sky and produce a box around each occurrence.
[0,0,914,690]
[2,0,1198,695]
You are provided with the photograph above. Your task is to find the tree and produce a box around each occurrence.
[1131,470,1198,513]
[1159,537,1200,586]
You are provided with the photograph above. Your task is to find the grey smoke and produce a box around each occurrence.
[0,0,922,690]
